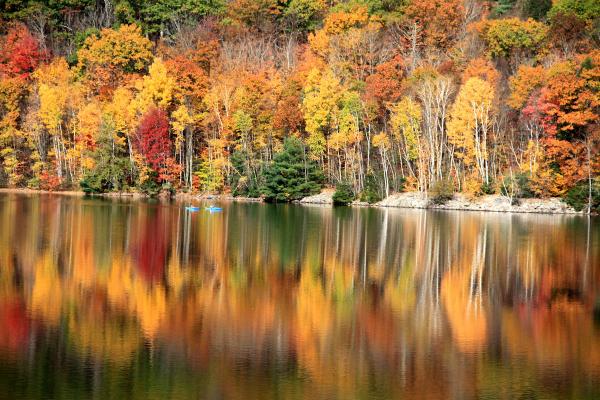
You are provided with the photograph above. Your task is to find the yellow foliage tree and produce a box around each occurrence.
[77,24,153,74]
[447,77,496,187]
[133,58,176,115]
[105,87,136,148]
[390,97,427,191]
[35,58,72,135]
[302,68,343,158]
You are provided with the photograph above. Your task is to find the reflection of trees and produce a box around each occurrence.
[0,193,598,398]
[131,205,169,282]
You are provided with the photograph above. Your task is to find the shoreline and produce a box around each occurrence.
[0,187,590,215]
[298,191,587,215]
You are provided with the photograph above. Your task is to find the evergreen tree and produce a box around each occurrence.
[261,136,323,202]
[360,173,383,204]
[333,182,355,205]
[229,150,262,198]
[80,125,133,194]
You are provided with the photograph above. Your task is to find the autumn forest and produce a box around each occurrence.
[0,0,599,208]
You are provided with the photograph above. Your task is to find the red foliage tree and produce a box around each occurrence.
[364,55,405,108]
[404,0,464,51]
[273,79,304,135]
[165,54,209,104]
[136,108,172,171]
[0,24,47,78]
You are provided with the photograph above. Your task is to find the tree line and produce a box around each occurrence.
[0,0,598,209]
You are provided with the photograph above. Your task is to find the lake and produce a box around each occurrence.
[0,193,599,399]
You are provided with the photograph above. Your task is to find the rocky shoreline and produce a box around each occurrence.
[378,192,581,214]
[0,188,585,214]
[299,190,583,215]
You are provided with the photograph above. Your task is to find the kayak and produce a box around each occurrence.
[205,206,223,212]
[185,206,200,212]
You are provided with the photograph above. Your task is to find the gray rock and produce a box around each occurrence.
[299,190,334,205]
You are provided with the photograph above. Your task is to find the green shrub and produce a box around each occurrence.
[563,180,600,212]
[26,177,40,189]
[430,180,454,205]
[500,172,535,199]
[491,0,516,16]
[261,137,324,202]
[393,176,406,193]
[481,180,496,195]
[139,172,161,197]
[524,0,552,19]
[80,157,131,194]
[333,182,355,205]
[360,173,383,204]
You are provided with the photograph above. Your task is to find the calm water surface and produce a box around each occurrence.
[0,193,599,399]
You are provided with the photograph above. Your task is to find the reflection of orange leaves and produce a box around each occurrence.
[72,214,97,288]
[31,252,63,325]
[503,306,600,374]
[106,255,166,340]
[67,296,142,365]
[441,268,488,353]
[357,302,398,363]
[294,272,334,384]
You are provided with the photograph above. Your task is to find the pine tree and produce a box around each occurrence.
[261,136,324,202]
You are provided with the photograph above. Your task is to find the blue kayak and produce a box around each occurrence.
[185,206,200,212]
[205,206,223,212]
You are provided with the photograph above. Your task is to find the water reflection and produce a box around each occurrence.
[0,193,599,399]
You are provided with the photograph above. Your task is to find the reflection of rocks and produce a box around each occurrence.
[298,189,334,205]
[222,195,263,202]
[175,192,262,202]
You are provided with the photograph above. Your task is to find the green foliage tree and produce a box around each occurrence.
[474,18,549,68]
[523,0,552,20]
[229,150,262,198]
[429,179,454,205]
[135,0,225,36]
[500,172,535,200]
[491,0,516,16]
[548,0,600,21]
[360,173,383,204]
[563,179,600,212]
[284,0,326,31]
[332,181,355,205]
[80,126,133,194]
[331,0,406,17]
[261,136,323,202]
